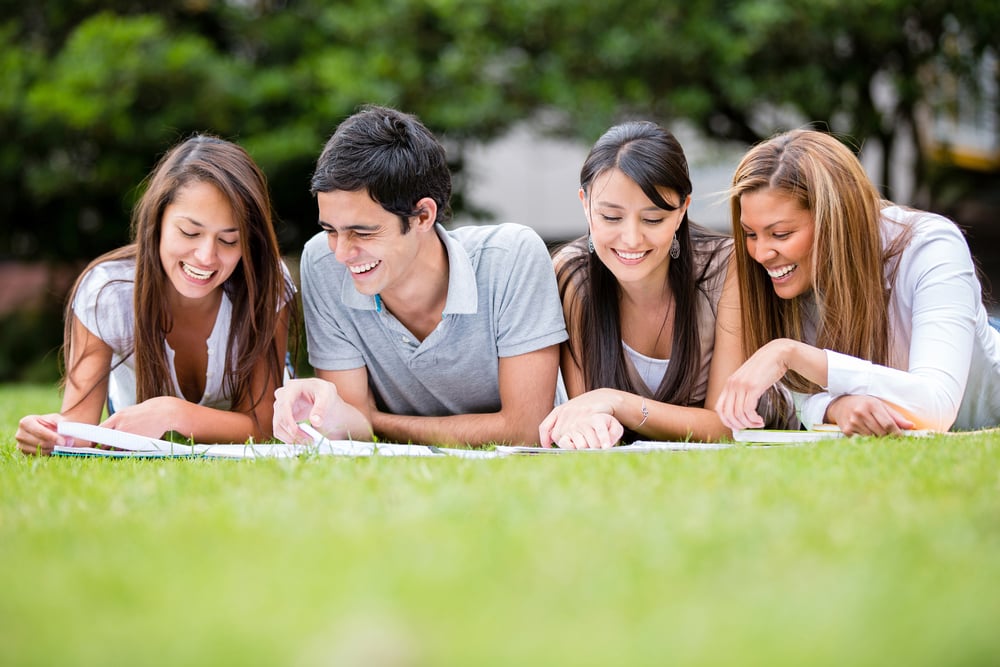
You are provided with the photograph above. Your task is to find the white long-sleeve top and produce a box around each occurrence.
[796,206,1000,431]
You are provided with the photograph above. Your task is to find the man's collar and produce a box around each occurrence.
[340,224,479,314]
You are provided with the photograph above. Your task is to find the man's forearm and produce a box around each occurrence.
[372,410,539,447]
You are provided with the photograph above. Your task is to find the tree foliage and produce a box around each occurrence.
[0,0,997,262]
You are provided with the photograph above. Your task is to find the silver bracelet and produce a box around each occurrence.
[636,398,649,429]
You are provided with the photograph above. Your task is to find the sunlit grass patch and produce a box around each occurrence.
[2,384,999,666]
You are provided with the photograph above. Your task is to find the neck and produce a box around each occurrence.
[381,229,450,328]
[166,284,224,317]
[618,273,672,310]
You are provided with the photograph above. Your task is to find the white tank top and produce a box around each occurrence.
[623,342,670,393]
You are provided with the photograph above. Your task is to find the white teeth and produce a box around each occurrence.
[767,264,797,278]
[349,260,380,274]
[182,262,215,280]
[615,250,647,260]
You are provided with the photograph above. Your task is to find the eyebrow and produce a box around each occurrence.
[317,220,382,232]
[596,201,675,212]
[178,217,239,234]
[741,219,792,231]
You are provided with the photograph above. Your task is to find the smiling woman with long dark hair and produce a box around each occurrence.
[16,135,295,454]
[539,121,741,448]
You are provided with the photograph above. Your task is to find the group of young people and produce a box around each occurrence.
[16,105,1000,455]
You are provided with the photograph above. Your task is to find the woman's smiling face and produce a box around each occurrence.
[739,188,816,299]
[583,167,689,289]
[158,181,242,303]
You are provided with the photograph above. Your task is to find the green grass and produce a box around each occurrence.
[2,384,999,666]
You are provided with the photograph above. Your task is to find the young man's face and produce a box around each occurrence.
[317,189,423,298]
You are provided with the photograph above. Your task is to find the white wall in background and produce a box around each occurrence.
[460,122,747,241]
[461,121,917,242]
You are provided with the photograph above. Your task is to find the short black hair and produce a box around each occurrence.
[311,105,452,233]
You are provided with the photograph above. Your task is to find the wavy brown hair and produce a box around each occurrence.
[730,129,909,398]
[63,135,292,422]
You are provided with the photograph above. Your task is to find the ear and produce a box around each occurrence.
[578,188,592,227]
[680,194,692,217]
[411,197,438,232]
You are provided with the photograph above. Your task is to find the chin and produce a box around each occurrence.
[774,283,808,300]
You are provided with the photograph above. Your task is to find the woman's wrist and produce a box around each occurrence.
[777,338,829,387]
[635,397,649,430]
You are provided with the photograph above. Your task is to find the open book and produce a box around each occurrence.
[52,422,504,460]
[496,441,733,454]
[54,422,308,459]
[732,425,845,444]
[52,422,741,459]
[733,424,936,444]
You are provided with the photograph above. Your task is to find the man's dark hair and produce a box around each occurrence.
[311,105,452,233]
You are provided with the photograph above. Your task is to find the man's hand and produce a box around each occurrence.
[273,377,371,444]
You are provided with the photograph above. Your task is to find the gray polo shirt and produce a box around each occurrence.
[301,223,568,416]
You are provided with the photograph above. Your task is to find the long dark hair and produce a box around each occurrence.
[558,121,728,408]
[63,135,292,425]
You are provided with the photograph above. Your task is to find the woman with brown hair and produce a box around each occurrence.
[539,121,742,448]
[716,129,1000,435]
[17,135,295,454]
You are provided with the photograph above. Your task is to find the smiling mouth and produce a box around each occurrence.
[614,249,650,261]
[767,264,797,279]
[349,260,381,275]
[182,262,216,280]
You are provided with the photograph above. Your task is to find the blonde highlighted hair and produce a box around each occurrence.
[730,129,908,396]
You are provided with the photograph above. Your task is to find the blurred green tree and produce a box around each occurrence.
[0,0,996,259]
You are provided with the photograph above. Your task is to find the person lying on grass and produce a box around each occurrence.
[16,135,295,455]
[272,105,567,448]
[716,128,1000,436]
[538,121,743,449]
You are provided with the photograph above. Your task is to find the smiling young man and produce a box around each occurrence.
[273,106,568,447]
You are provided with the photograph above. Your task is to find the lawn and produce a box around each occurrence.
[2,383,999,666]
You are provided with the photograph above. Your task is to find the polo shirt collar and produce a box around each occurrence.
[439,224,478,315]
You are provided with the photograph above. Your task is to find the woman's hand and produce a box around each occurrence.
[16,413,69,456]
[716,338,830,432]
[101,396,188,438]
[539,388,626,449]
[825,395,915,436]
[716,340,797,431]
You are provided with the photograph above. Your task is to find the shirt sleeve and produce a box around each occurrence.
[71,262,133,351]
[494,226,569,358]
[824,219,978,431]
[795,391,835,430]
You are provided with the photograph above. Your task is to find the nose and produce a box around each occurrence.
[332,234,354,264]
[194,236,218,264]
[621,219,642,247]
[750,237,775,264]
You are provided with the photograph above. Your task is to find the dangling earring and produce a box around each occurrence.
[588,235,595,254]
[670,236,680,259]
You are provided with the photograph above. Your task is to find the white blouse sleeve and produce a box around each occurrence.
[71,261,135,351]
[823,217,978,431]
[795,391,835,430]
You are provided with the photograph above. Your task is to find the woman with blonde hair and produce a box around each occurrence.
[17,135,295,454]
[539,121,742,448]
[716,128,1000,435]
